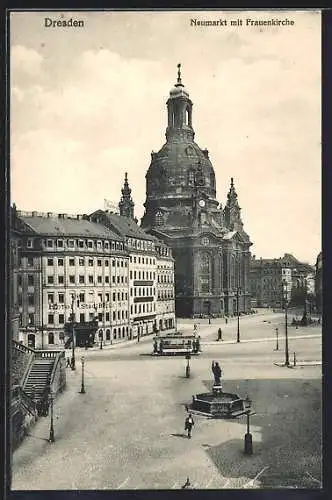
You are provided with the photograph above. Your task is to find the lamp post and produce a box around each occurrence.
[274,327,279,351]
[282,280,290,367]
[244,410,253,455]
[48,392,55,443]
[79,356,86,394]
[185,349,191,378]
[71,294,76,370]
[236,287,241,343]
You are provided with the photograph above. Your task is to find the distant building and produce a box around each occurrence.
[249,253,314,308]
[315,251,322,314]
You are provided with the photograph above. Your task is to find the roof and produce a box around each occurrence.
[18,215,123,240]
[96,211,155,241]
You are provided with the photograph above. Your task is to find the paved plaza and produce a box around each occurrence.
[11,312,322,490]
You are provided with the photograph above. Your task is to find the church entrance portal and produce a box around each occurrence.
[203,301,211,316]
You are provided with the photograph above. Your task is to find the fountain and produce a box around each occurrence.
[190,385,251,418]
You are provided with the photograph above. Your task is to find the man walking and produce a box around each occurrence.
[217,328,223,341]
[184,413,194,439]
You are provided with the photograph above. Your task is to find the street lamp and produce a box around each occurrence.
[79,356,86,394]
[236,287,241,343]
[274,327,279,351]
[48,392,55,443]
[282,280,290,367]
[185,349,191,378]
[244,410,254,455]
[71,294,76,370]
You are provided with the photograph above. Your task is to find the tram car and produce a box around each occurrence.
[152,333,201,356]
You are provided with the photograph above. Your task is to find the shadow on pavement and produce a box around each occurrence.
[25,433,49,443]
[197,377,322,489]
[170,433,189,439]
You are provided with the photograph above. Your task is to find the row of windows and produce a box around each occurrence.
[43,274,128,285]
[20,238,124,251]
[48,309,129,325]
[130,303,155,315]
[130,287,155,297]
[157,275,173,283]
[156,247,171,257]
[46,257,128,268]
[127,238,154,251]
[129,255,156,265]
[157,291,174,300]
[130,270,155,280]
[46,291,129,304]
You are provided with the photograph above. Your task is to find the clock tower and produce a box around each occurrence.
[141,65,252,317]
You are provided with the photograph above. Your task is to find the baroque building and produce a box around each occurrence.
[141,65,252,317]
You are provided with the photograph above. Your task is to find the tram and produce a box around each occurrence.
[152,333,201,356]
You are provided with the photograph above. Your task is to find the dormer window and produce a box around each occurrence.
[47,239,53,248]
[27,239,33,248]
[155,211,163,226]
[78,240,84,248]
[87,240,93,249]
[57,239,64,248]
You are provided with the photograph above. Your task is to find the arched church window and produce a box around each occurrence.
[155,211,163,226]
[200,253,211,293]
[188,169,195,186]
[185,107,190,126]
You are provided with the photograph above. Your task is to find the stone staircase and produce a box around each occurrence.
[24,359,54,400]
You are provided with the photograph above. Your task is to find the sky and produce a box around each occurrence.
[10,10,321,265]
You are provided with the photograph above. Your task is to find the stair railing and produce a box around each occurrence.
[49,351,65,393]
[21,351,35,390]
[19,386,37,417]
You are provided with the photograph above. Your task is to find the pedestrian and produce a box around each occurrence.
[211,361,222,386]
[217,328,222,341]
[184,413,194,439]
[225,316,228,324]
[66,357,71,368]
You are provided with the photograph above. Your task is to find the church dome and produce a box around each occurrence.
[146,140,216,199]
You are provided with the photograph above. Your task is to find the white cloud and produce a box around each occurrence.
[11,45,44,78]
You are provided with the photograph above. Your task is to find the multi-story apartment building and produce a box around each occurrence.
[249,253,314,308]
[90,210,159,339]
[155,238,176,331]
[12,207,129,348]
[11,175,176,347]
[249,256,292,308]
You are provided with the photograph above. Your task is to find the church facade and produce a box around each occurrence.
[141,65,253,318]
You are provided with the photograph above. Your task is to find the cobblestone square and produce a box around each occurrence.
[11,313,322,490]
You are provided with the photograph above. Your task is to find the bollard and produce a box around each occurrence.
[293,352,296,367]
[244,433,253,455]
